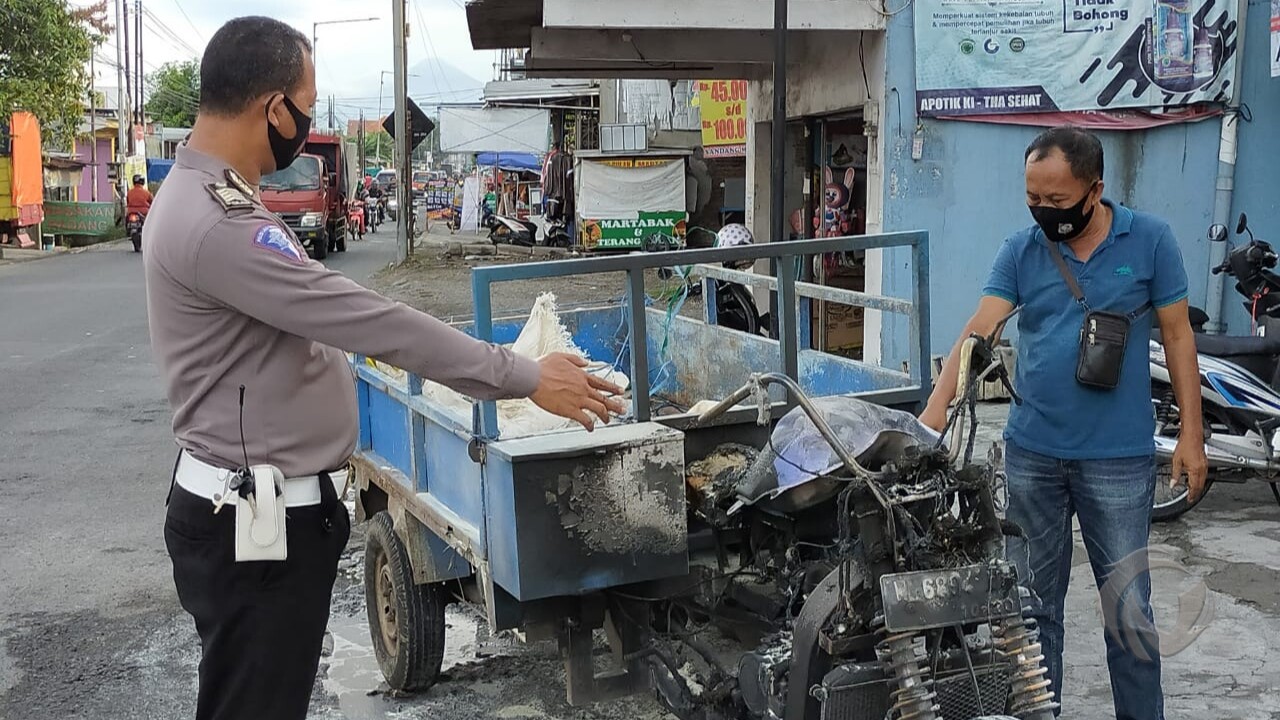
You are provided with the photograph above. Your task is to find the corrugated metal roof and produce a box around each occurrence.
[483,78,599,103]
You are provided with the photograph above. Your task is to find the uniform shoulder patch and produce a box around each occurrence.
[252,223,307,264]
[224,168,255,198]
[206,182,253,212]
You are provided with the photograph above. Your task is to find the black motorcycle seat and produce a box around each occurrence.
[1155,328,1280,357]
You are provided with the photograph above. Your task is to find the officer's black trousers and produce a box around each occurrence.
[165,484,350,720]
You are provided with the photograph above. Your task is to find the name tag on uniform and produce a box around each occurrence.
[235,465,288,562]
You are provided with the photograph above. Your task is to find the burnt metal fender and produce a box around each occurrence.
[784,563,865,720]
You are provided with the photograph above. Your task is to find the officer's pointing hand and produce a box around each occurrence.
[531,353,626,431]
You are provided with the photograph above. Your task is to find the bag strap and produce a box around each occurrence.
[1048,241,1153,320]
[1048,241,1088,309]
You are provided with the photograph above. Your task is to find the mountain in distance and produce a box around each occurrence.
[408,57,486,108]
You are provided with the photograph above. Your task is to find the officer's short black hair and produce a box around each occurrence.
[1025,126,1104,184]
[199,16,311,116]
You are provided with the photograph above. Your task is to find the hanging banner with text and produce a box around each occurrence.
[42,202,116,236]
[696,80,748,157]
[914,0,1238,117]
[1271,0,1279,77]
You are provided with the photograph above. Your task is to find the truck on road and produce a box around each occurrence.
[261,131,357,260]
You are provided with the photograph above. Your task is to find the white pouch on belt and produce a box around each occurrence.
[235,465,288,562]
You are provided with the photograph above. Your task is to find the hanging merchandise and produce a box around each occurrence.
[814,166,855,238]
[831,143,853,167]
[542,146,574,222]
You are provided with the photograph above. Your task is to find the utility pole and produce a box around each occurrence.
[358,110,366,177]
[114,0,127,194]
[392,0,410,262]
[121,0,132,155]
[90,54,98,201]
[135,0,144,129]
[328,96,335,131]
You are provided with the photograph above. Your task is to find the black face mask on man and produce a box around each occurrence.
[1029,184,1097,243]
[266,94,312,172]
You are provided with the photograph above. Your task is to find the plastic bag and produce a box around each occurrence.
[770,395,939,492]
[424,293,630,438]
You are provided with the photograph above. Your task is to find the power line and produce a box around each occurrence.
[167,0,205,43]
[412,1,455,97]
[141,6,199,57]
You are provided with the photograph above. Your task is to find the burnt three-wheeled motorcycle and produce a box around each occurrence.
[350,236,1055,720]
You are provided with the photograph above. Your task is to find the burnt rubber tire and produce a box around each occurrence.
[364,511,446,692]
[1152,462,1212,522]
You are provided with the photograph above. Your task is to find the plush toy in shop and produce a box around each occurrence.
[814,166,855,238]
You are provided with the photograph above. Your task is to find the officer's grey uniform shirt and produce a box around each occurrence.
[144,145,540,477]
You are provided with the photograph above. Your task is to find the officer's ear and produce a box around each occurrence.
[265,93,290,130]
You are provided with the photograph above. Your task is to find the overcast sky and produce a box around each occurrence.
[83,0,493,125]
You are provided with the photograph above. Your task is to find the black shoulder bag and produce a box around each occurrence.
[1048,244,1151,390]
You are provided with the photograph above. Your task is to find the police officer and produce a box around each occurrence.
[143,17,624,720]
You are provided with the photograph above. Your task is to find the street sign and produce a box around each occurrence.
[382,98,435,150]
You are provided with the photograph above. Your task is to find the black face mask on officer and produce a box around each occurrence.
[266,93,312,172]
[1029,182,1098,244]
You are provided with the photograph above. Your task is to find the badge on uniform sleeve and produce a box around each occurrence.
[253,224,306,263]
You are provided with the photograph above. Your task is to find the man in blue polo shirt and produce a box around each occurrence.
[920,126,1207,720]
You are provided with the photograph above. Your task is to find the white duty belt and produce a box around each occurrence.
[175,451,348,508]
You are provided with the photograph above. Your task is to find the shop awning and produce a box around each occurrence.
[476,152,543,173]
[466,0,884,79]
[147,158,175,183]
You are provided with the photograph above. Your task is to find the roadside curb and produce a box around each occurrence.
[0,239,129,267]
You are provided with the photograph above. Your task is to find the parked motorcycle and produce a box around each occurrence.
[126,211,144,253]
[1150,213,1280,521]
[484,212,538,247]
[543,216,572,248]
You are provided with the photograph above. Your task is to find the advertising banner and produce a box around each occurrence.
[42,202,115,236]
[581,211,687,252]
[697,80,748,157]
[914,0,1239,117]
[1272,0,1280,77]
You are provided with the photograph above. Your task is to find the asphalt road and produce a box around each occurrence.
[0,235,398,720]
[2,236,1279,719]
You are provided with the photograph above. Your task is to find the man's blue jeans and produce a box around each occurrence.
[1004,441,1164,720]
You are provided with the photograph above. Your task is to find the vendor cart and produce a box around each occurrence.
[349,232,956,718]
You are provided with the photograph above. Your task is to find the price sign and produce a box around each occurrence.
[697,80,748,157]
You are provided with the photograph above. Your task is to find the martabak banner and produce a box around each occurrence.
[914,0,1238,117]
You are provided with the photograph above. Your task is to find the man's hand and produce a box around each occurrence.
[530,353,626,431]
[1171,435,1209,502]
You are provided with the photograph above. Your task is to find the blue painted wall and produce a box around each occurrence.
[1225,0,1280,334]
[876,2,1276,366]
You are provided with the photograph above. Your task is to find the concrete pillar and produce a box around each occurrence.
[746,117,772,243]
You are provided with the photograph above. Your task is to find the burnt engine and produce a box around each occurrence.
[627,411,1050,720]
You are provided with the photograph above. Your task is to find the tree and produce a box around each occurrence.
[0,0,110,148]
[361,130,394,166]
[146,61,199,128]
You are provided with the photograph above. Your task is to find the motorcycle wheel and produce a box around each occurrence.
[131,235,141,253]
[1152,463,1212,522]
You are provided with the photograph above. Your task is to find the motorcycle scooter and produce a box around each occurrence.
[1150,213,1280,520]
[126,211,144,253]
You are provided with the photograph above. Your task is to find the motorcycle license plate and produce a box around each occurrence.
[879,564,1020,632]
